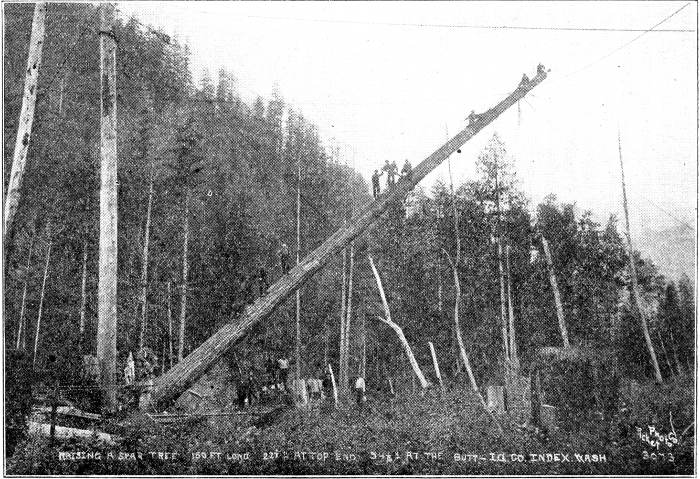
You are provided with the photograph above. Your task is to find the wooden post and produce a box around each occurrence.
[428,341,445,392]
[16,232,36,349]
[541,235,570,348]
[4,2,47,244]
[96,2,118,410]
[138,171,155,350]
[33,236,52,366]
[369,256,429,388]
[178,190,190,361]
[78,240,88,351]
[152,66,548,407]
[617,130,663,383]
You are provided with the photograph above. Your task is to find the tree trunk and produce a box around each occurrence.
[178,190,190,361]
[505,244,519,373]
[33,237,52,366]
[343,243,355,381]
[541,235,570,348]
[152,67,547,407]
[442,249,503,434]
[657,331,674,378]
[497,240,510,370]
[327,363,338,407]
[617,130,663,383]
[4,2,47,244]
[668,328,683,376]
[369,255,428,388]
[323,317,329,369]
[494,162,511,376]
[361,306,366,378]
[428,341,445,392]
[138,173,155,351]
[78,240,88,352]
[96,3,119,411]
[338,248,348,396]
[295,154,302,381]
[167,281,173,367]
[16,232,36,349]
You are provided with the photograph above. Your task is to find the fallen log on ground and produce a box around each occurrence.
[28,422,120,445]
[152,66,548,409]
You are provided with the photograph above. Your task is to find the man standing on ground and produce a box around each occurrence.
[371,169,383,198]
[277,356,289,387]
[277,243,291,275]
[354,375,366,406]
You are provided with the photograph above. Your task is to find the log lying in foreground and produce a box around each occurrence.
[152,66,548,409]
[28,422,120,445]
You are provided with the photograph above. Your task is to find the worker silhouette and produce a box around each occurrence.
[382,160,398,188]
[371,169,383,198]
[400,159,412,180]
[277,243,291,274]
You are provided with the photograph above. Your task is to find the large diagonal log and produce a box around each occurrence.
[152,66,548,408]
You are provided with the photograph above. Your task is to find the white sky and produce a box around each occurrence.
[119,1,697,236]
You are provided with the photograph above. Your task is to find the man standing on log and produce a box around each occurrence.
[382,160,398,188]
[401,159,412,180]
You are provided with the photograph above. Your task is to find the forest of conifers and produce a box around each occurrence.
[3,3,695,400]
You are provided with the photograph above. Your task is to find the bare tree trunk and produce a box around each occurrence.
[178,190,190,362]
[338,248,348,397]
[361,306,366,378]
[138,173,154,350]
[497,240,510,372]
[668,328,683,376]
[541,235,570,348]
[78,240,88,351]
[96,3,118,411]
[505,243,519,373]
[617,130,662,383]
[343,243,355,382]
[33,237,52,366]
[428,341,445,392]
[442,249,503,434]
[494,164,511,376]
[322,316,329,368]
[4,2,47,244]
[295,155,302,381]
[368,256,428,388]
[327,363,338,407]
[657,331,674,378]
[167,281,173,367]
[16,232,36,349]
